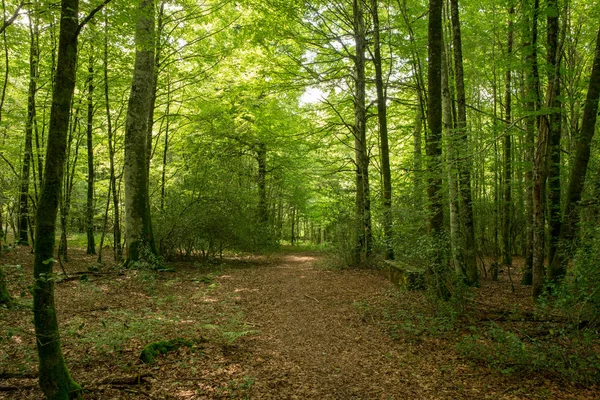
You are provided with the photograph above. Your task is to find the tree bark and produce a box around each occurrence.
[86,51,96,255]
[549,27,600,278]
[256,141,269,241]
[353,0,372,265]
[124,0,157,266]
[427,0,448,298]
[18,15,38,246]
[32,0,82,397]
[443,45,463,276]
[371,0,394,260]
[546,0,563,281]
[521,0,540,286]
[502,5,515,269]
[104,13,122,262]
[450,0,478,286]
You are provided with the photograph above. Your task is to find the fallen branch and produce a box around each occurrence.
[304,294,320,303]
[0,372,38,379]
[0,384,38,392]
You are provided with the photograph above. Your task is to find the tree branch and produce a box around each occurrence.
[76,0,112,37]
[0,2,24,36]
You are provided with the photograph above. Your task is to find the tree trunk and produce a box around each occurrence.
[124,0,157,266]
[256,141,269,244]
[443,45,463,276]
[450,0,478,286]
[58,101,82,262]
[97,182,111,264]
[549,27,600,277]
[502,5,515,269]
[427,0,448,298]
[353,0,372,265]
[160,78,170,212]
[18,16,38,246]
[371,0,393,260]
[546,0,562,281]
[521,0,540,286]
[104,13,122,262]
[86,51,96,255]
[32,0,82,397]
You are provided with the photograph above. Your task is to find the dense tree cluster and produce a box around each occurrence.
[0,0,599,397]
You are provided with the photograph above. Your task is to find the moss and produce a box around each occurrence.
[0,267,13,308]
[139,338,193,364]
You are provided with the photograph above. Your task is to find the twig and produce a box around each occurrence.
[304,294,320,303]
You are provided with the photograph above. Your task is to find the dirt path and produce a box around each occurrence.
[215,253,477,400]
[218,253,408,399]
[2,249,595,399]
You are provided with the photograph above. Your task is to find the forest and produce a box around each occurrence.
[0,0,599,398]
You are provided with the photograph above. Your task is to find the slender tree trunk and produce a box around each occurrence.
[521,0,540,285]
[97,181,111,264]
[58,102,81,262]
[427,0,448,298]
[549,27,600,277]
[443,46,462,276]
[160,78,170,212]
[124,0,157,265]
[371,0,393,260]
[502,5,515,269]
[256,141,269,239]
[450,0,478,285]
[18,16,39,246]
[353,0,372,265]
[86,51,96,255]
[546,0,563,281]
[104,13,122,262]
[413,90,424,204]
[32,0,82,397]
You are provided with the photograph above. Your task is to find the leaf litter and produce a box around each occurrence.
[0,247,598,399]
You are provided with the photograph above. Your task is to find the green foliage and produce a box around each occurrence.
[457,324,600,384]
[139,338,194,365]
[552,225,600,327]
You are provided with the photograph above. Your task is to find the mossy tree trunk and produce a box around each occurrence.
[450,0,478,286]
[521,0,540,286]
[0,266,12,307]
[371,0,394,260]
[124,0,157,266]
[352,0,373,266]
[32,0,82,397]
[549,27,600,278]
[502,5,514,271]
[426,0,449,298]
[545,0,562,280]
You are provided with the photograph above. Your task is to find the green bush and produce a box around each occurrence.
[457,324,600,384]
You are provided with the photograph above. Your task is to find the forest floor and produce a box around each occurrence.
[0,246,599,399]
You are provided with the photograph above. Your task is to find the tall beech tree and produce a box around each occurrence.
[17,11,38,246]
[85,50,96,255]
[124,0,158,265]
[521,0,540,286]
[352,0,372,265]
[426,0,448,297]
[545,0,562,278]
[450,0,478,286]
[32,0,82,396]
[371,0,394,260]
[549,27,600,279]
[502,5,514,271]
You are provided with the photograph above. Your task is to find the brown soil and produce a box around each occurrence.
[0,247,598,399]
